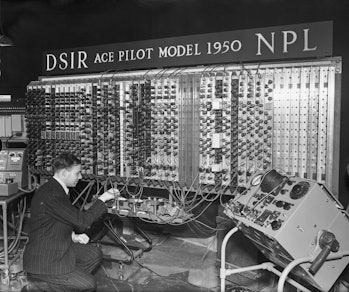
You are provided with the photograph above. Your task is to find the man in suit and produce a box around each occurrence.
[22,152,118,292]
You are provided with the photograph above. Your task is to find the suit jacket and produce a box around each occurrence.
[23,178,107,275]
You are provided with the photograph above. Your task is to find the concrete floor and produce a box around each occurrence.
[0,230,278,292]
[95,233,219,292]
[0,233,218,292]
[1,228,348,292]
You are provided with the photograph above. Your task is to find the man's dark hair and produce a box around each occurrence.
[53,152,81,173]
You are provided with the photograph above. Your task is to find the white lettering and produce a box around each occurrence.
[255,32,275,55]
[168,46,177,57]
[94,53,102,63]
[186,44,193,56]
[158,47,167,58]
[118,50,125,62]
[136,49,145,60]
[47,51,88,71]
[70,52,74,69]
[77,51,88,69]
[117,48,153,62]
[230,40,242,52]
[125,49,135,61]
[193,44,201,55]
[282,30,297,53]
[102,52,113,62]
[94,52,114,63]
[144,48,153,59]
[46,54,57,71]
[177,45,187,57]
[303,28,317,52]
[158,44,201,58]
[58,52,68,70]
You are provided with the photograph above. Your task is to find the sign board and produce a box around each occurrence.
[43,21,333,75]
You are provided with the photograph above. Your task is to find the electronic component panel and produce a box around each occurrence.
[25,59,340,195]
[108,195,192,224]
[95,82,121,177]
[26,85,46,170]
[236,69,274,186]
[79,83,95,174]
[147,78,180,182]
[199,74,235,188]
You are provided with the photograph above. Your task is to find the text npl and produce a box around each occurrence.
[256,28,317,55]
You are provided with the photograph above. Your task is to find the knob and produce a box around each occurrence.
[286,180,295,186]
[275,200,284,208]
[309,231,340,275]
[283,202,291,210]
[280,189,287,195]
[270,220,282,231]
[290,181,310,200]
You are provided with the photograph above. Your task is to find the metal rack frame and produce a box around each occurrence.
[220,227,349,292]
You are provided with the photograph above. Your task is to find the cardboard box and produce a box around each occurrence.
[0,183,18,196]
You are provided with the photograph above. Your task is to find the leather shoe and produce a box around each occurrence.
[21,281,48,292]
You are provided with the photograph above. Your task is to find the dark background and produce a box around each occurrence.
[1,0,348,206]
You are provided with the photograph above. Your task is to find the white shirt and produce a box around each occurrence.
[53,175,69,195]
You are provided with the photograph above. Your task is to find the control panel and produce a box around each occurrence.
[0,149,27,187]
[223,169,349,291]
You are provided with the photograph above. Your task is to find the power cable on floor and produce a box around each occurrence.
[100,262,120,292]
[225,285,254,292]
[200,231,218,263]
[224,277,264,292]
[153,235,170,247]
[100,262,135,292]
[134,259,214,291]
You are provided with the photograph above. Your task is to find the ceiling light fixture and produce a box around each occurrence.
[0,0,12,47]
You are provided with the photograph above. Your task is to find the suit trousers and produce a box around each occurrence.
[28,242,103,292]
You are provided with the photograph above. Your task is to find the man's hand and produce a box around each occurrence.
[99,188,119,203]
[71,231,90,244]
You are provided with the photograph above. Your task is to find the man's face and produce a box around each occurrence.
[63,164,82,187]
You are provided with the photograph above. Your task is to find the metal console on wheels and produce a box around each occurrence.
[221,169,349,292]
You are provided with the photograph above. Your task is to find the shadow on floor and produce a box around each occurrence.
[93,233,220,292]
[95,268,215,292]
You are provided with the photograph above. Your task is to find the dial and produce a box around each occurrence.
[290,181,310,200]
[251,173,263,186]
[270,220,282,231]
